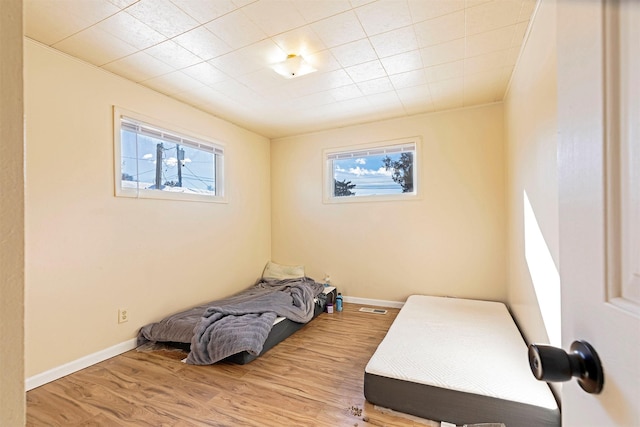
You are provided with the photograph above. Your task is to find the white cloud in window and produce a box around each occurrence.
[355,158,366,165]
[348,166,392,177]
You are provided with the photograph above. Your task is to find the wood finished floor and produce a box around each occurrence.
[27,303,439,427]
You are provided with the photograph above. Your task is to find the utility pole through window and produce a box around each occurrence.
[155,142,163,189]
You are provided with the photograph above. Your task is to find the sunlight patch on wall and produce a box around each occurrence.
[524,191,561,347]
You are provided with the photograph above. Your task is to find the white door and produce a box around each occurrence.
[557,1,640,426]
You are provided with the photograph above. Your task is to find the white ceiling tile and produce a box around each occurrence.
[25,0,120,45]
[142,71,206,95]
[330,39,377,67]
[280,75,321,98]
[495,65,513,99]
[311,11,366,48]
[314,69,355,91]
[238,39,288,70]
[463,67,505,105]
[396,83,431,102]
[407,0,465,22]
[335,97,373,117]
[53,26,137,67]
[260,85,296,103]
[107,0,138,8]
[329,84,364,101]
[295,0,352,23]
[182,62,231,86]
[429,77,464,109]
[242,0,307,35]
[172,85,220,107]
[305,50,342,73]
[171,0,238,24]
[396,83,433,114]
[414,10,465,48]
[205,10,268,49]
[210,78,261,102]
[420,38,465,67]
[96,12,167,51]
[209,39,283,76]
[145,40,203,69]
[519,0,538,22]
[357,76,394,95]
[463,85,496,106]
[172,27,233,60]
[380,50,423,75]
[424,60,464,83]
[232,0,258,7]
[504,46,521,67]
[102,51,175,82]
[346,60,387,83]
[370,26,418,58]
[369,91,403,109]
[126,0,199,38]
[465,25,515,57]
[465,0,523,36]
[366,91,404,111]
[349,0,377,7]
[464,50,508,75]
[465,0,492,7]
[271,26,327,57]
[236,69,288,94]
[354,0,413,36]
[389,69,427,89]
[511,21,530,46]
[209,51,263,76]
[296,91,337,109]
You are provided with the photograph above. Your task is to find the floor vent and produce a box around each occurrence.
[359,307,388,314]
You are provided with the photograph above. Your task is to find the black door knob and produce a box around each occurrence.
[528,340,604,394]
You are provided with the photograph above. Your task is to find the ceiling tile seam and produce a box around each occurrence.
[192,2,371,60]
[409,12,429,112]
[45,4,130,47]
[167,0,245,25]
[502,0,540,102]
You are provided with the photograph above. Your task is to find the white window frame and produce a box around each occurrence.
[323,137,421,204]
[113,107,226,203]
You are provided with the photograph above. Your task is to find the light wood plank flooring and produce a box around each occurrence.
[27,303,438,427]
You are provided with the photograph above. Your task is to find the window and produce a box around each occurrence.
[324,138,419,203]
[114,108,225,202]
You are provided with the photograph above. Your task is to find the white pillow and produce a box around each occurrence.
[262,261,305,280]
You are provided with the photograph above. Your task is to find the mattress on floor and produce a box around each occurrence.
[364,295,560,426]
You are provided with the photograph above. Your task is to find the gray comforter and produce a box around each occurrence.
[138,277,324,365]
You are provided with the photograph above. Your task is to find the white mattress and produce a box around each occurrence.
[365,295,558,411]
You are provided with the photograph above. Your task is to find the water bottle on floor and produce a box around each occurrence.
[336,293,343,312]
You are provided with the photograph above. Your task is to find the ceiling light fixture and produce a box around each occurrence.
[272,54,316,79]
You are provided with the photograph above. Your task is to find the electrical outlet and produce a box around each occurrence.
[118,308,128,323]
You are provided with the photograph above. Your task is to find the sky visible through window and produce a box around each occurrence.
[333,152,406,196]
[121,130,215,194]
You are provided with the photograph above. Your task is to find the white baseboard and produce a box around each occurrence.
[26,338,137,391]
[25,298,402,390]
[343,296,404,309]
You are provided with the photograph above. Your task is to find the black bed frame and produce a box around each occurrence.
[168,295,327,364]
[224,301,325,364]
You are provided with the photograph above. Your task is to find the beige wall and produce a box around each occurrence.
[271,104,507,303]
[0,0,25,424]
[504,0,559,346]
[24,40,271,377]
